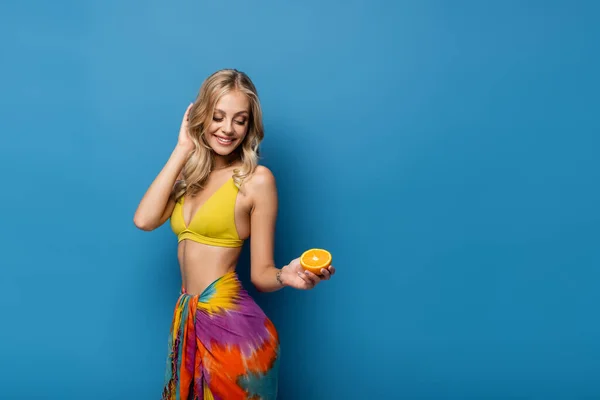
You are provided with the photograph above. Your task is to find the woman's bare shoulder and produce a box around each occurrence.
[244,165,277,201]
[246,165,276,187]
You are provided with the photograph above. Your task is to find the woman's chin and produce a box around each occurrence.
[209,142,239,156]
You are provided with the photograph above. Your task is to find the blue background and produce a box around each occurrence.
[1,0,599,398]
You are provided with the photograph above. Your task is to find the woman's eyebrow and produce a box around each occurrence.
[214,109,249,116]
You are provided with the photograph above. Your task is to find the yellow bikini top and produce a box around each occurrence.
[170,177,244,248]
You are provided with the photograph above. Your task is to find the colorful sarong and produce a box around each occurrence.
[162,271,280,400]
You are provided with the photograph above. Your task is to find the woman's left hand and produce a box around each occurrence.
[280,258,336,290]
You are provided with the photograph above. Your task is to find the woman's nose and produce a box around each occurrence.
[221,119,234,135]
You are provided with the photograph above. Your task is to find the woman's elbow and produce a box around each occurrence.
[133,214,156,231]
[250,275,267,292]
[250,277,264,292]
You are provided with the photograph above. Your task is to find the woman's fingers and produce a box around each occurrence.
[296,271,313,287]
[304,270,321,286]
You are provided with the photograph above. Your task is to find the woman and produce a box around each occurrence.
[133,69,335,400]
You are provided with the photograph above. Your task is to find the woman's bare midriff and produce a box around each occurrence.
[175,167,253,295]
[177,240,243,295]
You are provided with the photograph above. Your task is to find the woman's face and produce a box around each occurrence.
[206,90,250,156]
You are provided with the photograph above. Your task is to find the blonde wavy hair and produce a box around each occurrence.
[172,69,264,200]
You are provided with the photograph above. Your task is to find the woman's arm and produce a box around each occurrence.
[133,145,189,230]
[133,104,194,231]
[247,166,284,292]
[249,166,335,292]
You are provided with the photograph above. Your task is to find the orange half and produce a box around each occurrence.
[300,248,332,275]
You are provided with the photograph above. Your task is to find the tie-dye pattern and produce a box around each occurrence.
[162,271,280,400]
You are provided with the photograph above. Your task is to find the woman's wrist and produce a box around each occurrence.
[277,265,291,288]
[174,142,194,158]
[276,269,284,287]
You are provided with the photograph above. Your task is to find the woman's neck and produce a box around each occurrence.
[213,153,240,170]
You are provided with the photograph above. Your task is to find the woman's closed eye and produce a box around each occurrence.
[212,117,247,125]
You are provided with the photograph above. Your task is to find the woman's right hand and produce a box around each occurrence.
[177,103,195,153]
